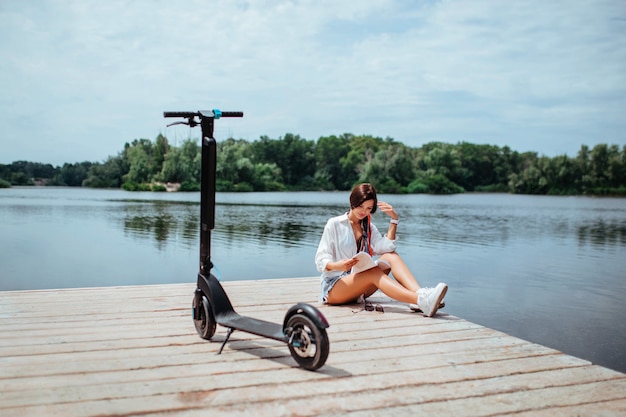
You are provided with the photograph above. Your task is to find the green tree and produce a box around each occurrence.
[428,144,466,183]
[576,145,594,193]
[607,144,625,189]
[456,142,509,191]
[182,138,201,183]
[414,143,466,193]
[0,164,9,183]
[122,138,167,186]
[160,138,200,184]
[358,140,415,193]
[83,156,127,188]
[543,154,578,195]
[508,152,548,194]
[251,134,315,189]
[590,143,610,189]
[493,146,521,191]
[2,161,57,185]
[124,145,152,184]
[52,162,93,186]
[338,134,385,190]
[154,134,170,174]
[160,146,185,183]
[408,172,464,194]
[315,134,351,190]
[251,162,284,191]
[216,138,255,187]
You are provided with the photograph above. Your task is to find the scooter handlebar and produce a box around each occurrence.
[220,111,244,118]
[163,110,244,118]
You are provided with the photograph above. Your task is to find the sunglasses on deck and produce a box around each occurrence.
[351,302,384,314]
[364,303,384,312]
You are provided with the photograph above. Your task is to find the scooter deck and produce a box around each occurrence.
[216,312,287,341]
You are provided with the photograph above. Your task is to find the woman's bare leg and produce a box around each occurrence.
[326,267,418,305]
[378,252,421,291]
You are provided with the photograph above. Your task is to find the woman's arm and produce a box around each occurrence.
[377,201,399,240]
[315,216,360,273]
[386,221,398,240]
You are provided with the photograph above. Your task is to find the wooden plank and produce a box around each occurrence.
[0,337,555,393]
[0,279,624,417]
[4,365,624,416]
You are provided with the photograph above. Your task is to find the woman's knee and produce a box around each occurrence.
[379,251,402,266]
[380,251,400,260]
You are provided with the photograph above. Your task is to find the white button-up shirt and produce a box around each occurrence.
[315,213,396,281]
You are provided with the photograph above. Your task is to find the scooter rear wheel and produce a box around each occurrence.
[192,293,216,340]
[286,314,329,371]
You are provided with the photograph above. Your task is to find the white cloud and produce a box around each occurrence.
[0,0,624,165]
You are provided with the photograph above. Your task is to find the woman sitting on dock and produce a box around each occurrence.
[315,183,448,317]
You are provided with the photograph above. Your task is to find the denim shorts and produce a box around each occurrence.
[320,272,348,303]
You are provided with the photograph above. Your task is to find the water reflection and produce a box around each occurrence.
[115,198,626,253]
[118,201,326,251]
[216,204,323,249]
[120,201,198,250]
[578,220,626,247]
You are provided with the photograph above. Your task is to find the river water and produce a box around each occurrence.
[1,187,625,373]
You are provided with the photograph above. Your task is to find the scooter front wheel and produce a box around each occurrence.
[192,293,216,340]
[286,314,329,371]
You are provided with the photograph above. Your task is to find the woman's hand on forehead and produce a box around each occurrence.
[377,201,398,219]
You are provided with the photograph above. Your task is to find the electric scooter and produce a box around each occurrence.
[163,109,330,371]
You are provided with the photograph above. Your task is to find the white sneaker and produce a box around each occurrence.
[416,283,448,317]
[409,301,445,313]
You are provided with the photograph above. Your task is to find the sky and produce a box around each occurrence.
[1,0,625,166]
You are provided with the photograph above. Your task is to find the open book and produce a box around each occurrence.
[350,252,390,274]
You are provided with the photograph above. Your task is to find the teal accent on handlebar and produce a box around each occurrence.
[213,109,222,119]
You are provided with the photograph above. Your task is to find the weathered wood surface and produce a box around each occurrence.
[1,278,625,417]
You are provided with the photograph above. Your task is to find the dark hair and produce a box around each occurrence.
[349,183,377,214]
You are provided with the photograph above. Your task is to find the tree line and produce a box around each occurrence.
[1,133,625,195]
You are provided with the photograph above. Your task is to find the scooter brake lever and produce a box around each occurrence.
[166,120,189,127]
[167,116,199,128]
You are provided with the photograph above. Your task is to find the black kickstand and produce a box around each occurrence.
[217,328,234,354]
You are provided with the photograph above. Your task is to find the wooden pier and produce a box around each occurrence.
[1,278,625,416]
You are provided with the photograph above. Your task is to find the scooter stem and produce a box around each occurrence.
[199,115,217,275]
